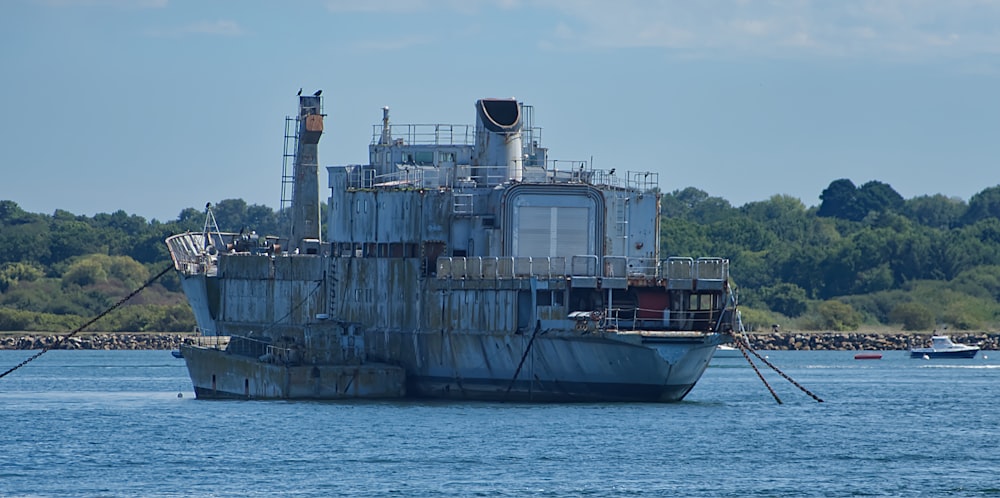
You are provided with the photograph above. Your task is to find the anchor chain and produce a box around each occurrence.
[735,337,782,404]
[739,335,824,403]
[729,330,825,403]
[505,322,542,397]
[0,263,173,380]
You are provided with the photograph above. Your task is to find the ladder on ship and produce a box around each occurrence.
[279,115,299,221]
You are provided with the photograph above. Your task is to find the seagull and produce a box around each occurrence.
[314,89,322,96]
[297,88,302,96]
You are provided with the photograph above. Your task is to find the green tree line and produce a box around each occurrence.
[662,180,1000,331]
[0,199,284,332]
[2,179,1000,333]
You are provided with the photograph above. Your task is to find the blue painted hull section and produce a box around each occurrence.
[909,349,979,359]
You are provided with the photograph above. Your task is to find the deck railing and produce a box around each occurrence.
[435,255,728,283]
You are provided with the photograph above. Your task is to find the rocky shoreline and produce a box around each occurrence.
[1,331,997,351]
[739,332,999,351]
[0,333,194,351]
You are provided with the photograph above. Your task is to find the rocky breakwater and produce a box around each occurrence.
[0,333,191,351]
[743,332,1000,351]
[2,332,998,352]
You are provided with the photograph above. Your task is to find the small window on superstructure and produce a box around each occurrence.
[415,151,434,166]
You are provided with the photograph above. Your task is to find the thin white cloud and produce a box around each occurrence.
[323,0,519,14]
[145,20,246,37]
[183,20,244,36]
[350,34,435,52]
[322,0,1000,58]
[36,0,167,7]
[533,0,1000,58]
[324,0,429,13]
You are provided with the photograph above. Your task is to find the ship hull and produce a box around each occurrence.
[181,329,719,402]
[165,95,739,404]
[181,344,407,399]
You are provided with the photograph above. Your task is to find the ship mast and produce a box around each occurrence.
[289,91,324,251]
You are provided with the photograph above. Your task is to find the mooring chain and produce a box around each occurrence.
[735,334,824,403]
[742,341,825,403]
[0,263,174,380]
[735,337,782,404]
[505,322,542,396]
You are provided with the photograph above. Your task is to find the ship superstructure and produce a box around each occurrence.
[166,94,738,402]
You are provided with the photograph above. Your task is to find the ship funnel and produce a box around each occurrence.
[474,98,523,182]
[290,94,323,251]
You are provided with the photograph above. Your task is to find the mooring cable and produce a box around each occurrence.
[0,263,173,380]
[740,338,825,403]
[505,322,542,397]
[735,337,782,404]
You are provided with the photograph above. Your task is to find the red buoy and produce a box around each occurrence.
[854,353,882,360]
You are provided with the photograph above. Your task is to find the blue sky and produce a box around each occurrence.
[2,0,999,222]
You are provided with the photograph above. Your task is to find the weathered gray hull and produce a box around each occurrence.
[166,94,740,404]
[182,344,407,399]
[181,329,720,402]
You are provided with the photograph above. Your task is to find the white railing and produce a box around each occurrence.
[438,256,570,280]
[437,254,680,280]
[372,124,474,146]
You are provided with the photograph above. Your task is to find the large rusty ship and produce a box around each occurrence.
[165,93,739,402]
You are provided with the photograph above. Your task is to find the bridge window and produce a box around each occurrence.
[415,151,434,165]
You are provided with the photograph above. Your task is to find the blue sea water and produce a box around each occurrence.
[1,350,998,497]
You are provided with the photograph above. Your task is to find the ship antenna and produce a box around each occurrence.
[202,202,221,251]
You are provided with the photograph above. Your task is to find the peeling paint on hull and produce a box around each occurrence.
[182,344,406,400]
[182,330,718,402]
[166,95,739,404]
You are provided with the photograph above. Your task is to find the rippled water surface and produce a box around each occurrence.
[1,350,998,497]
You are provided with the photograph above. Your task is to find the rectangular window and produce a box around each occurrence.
[690,294,713,311]
[415,151,435,165]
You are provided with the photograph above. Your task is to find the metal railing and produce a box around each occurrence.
[165,232,229,276]
[372,124,474,146]
[439,256,570,280]
[185,334,230,349]
[225,335,272,358]
[436,255,727,281]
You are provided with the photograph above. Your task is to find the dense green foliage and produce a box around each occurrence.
[2,179,999,333]
[662,181,1000,332]
[0,199,288,332]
